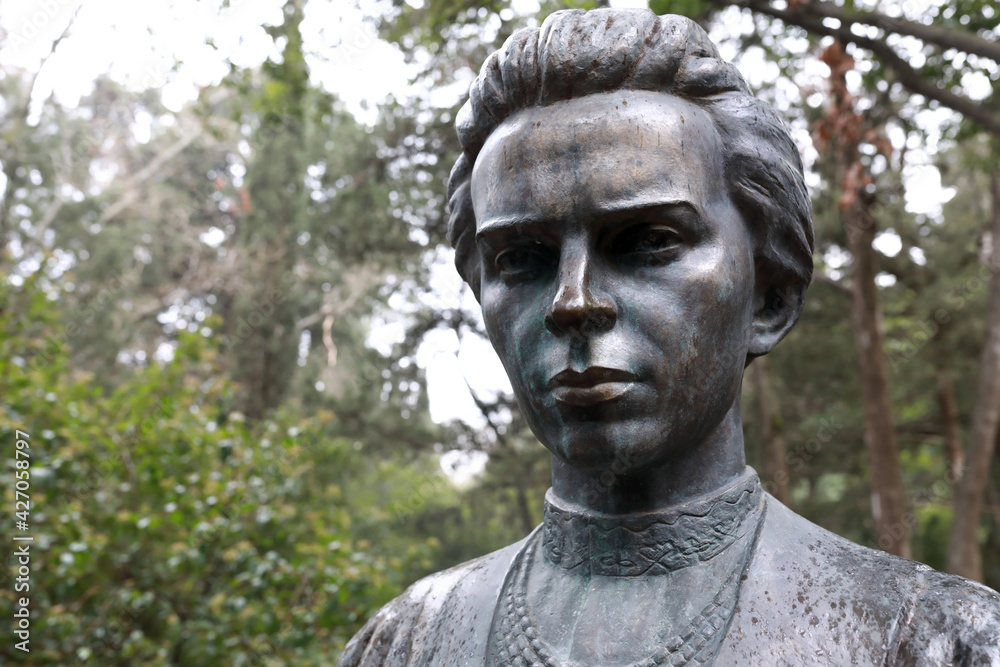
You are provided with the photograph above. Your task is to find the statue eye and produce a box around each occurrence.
[610,225,683,265]
[494,243,553,277]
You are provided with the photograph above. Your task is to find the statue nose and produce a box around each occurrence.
[544,254,616,336]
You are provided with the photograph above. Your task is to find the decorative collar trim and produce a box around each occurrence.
[542,468,763,576]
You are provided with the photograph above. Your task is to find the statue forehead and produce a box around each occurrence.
[470,90,727,226]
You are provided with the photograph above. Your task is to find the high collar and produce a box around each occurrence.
[542,467,764,576]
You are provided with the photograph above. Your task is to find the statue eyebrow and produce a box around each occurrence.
[598,200,709,235]
[475,200,709,241]
[475,216,547,241]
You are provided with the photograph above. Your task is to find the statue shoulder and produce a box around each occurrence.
[754,496,1000,664]
[888,570,1000,665]
[336,566,454,667]
[337,536,531,667]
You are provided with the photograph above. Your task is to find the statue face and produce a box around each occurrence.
[471,90,757,474]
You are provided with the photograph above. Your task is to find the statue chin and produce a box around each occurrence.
[528,388,743,485]
[541,426,676,475]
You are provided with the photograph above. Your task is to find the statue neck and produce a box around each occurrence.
[549,398,747,515]
[542,466,763,576]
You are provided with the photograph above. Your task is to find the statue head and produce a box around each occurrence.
[446,9,813,481]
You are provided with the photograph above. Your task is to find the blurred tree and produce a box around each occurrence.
[747,356,790,506]
[813,39,910,557]
[949,160,1000,580]
[699,0,1000,136]
[0,268,446,664]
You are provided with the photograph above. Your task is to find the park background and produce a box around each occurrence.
[0,0,998,663]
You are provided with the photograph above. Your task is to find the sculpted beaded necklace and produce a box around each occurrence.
[488,470,765,667]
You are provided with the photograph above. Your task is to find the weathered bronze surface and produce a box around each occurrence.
[340,9,1000,665]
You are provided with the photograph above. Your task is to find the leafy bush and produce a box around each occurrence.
[0,274,437,665]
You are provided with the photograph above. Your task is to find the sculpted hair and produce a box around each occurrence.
[446,8,814,301]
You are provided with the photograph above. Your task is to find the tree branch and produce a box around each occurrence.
[33,197,64,240]
[802,0,1000,64]
[716,0,1000,137]
[99,128,201,224]
[810,270,852,295]
[24,4,82,119]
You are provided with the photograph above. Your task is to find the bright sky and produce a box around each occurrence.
[0,0,983,436]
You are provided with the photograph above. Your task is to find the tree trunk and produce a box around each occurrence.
[845,195,911,559]
[948,169,1000,581]
[815,39,910,558]
[750,357,790,506]
[937,367,964,483]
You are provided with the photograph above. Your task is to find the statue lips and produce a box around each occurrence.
[547,367,637,407]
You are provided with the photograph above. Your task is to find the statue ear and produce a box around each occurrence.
[748,280,806,360]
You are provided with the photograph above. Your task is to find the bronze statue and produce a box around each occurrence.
[340,9,1000,665]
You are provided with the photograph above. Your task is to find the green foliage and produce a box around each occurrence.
[648,0,713,21]
[382,0,508,49]
[0,273,448,664]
